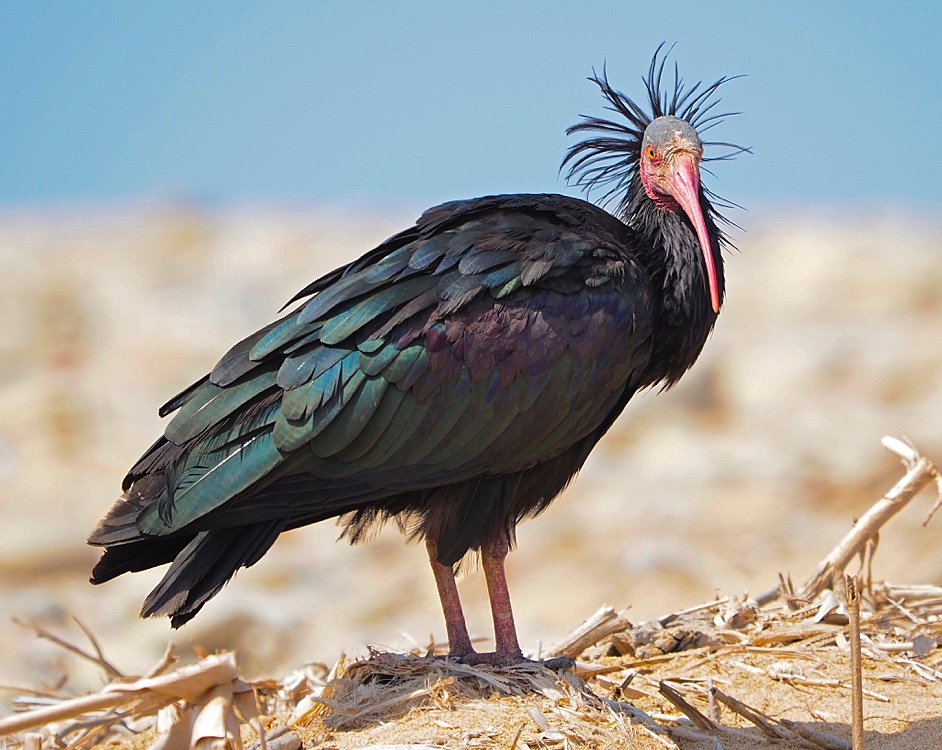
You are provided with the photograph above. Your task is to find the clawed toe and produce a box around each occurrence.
[445,651,575,671]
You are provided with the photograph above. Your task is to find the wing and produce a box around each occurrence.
[91,195,654,545]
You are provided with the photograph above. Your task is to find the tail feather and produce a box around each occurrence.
[90,536,190,583]
[140,521,284,628]
[88,474,167,546]
[123,438,183,492]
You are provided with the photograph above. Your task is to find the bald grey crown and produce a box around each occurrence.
[643,116,702,150]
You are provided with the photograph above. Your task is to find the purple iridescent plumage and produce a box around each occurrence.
[89,47,744,665]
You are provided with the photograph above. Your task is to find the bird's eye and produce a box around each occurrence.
[646,145,658,161]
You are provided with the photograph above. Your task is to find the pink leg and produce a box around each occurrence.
[426,534,571,670]
[426,538,475,658]
[481,532,524,662]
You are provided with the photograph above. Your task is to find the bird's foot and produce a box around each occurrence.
[448,650,575,671]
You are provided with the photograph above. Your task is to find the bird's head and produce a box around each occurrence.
[639,116,718,312]
[562,45,747,315]
[638,116,703,213]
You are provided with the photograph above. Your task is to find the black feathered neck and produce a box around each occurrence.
[625,173,726,387]
[562,45,748,388]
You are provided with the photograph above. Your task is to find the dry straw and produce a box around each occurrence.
[3,436,941,750]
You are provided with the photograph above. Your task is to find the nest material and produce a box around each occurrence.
[3,436,942,750]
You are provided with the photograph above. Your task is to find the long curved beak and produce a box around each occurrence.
[668,153,720,314]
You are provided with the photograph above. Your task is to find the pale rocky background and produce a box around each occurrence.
[1,202,941,702]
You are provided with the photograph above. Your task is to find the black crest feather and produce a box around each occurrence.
[562,43,749,221]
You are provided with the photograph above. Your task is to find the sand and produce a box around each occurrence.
[1,202,942,747]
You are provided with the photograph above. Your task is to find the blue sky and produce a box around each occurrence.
[2,2,940,211]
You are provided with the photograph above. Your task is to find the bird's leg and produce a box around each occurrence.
[427,533,572,670]
[480,530,524,663]
[426,538,475,658]
[479,535,574,670]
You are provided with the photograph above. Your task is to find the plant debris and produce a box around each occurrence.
[3,437,942,749]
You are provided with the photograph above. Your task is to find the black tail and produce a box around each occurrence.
[90,502,285,628]
[138,520,285,627]
[90,536,190,583]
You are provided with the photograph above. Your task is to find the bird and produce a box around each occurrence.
[88,47,744,666]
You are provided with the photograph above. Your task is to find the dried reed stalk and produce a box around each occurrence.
[800,437,940,600]
[847,576,864,750]
[544,605,630,658]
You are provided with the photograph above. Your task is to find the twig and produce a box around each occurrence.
[12,619,124,680]
[545,606,630,658]
[59,714,125,750]
[883,437,942,522]
[780,720,852,750]
[709,687,808,745]
[143,643,178,678]
[636,722,682,750]
[885,596,923,626]
[247,725,292,750]
[0,685,70,701]
[800,438,940,600]
[880,583,942,600]
[847,577,864,750]
[899,657,942,682]
[603,698,681,749]
[657,682,716,731]
[657,597,730,627]
[617,645,713,668]
[0,652,240,737]
[70,616,125,680]
[506,721,525,749]
[0,690,136,735]
[709,688,780,739]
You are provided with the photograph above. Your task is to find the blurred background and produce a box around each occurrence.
[2,2,941,699]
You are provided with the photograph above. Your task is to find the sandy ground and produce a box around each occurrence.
[1,201,941,744]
